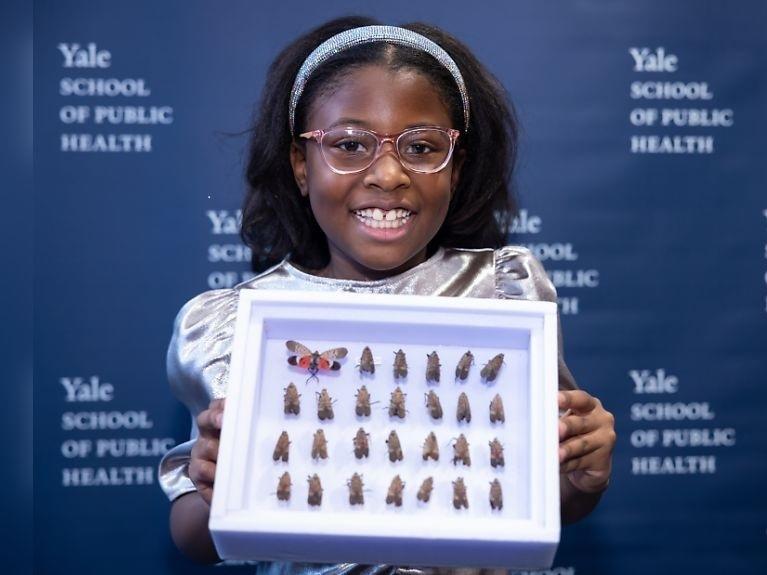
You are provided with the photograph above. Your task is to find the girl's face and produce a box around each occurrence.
[290,65,462,280]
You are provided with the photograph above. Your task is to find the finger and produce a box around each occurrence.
[196,483,214,506]
[559,390,598,414]
[559,430,602,464]
[560,446,609,474]
[191,436,220,462]
[559,413,598,441]
[189,457,217,486]
[566,467,612,494]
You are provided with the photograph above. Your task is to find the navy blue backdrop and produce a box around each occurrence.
[34,1,767,574]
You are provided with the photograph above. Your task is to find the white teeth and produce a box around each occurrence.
[385,210,396,221]
[372,208,384,221]
[353,208,412,230]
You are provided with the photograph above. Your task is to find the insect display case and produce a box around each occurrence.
[210,290,560,569]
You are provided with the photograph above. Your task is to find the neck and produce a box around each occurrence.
[318,248,432,281]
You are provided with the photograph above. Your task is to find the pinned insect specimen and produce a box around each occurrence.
[272,431,290,462]
[358,346,375,375]
[316,388,334,420]
[307,474,323,506]
[283,382,301,415]
[489,393,505,423]
[355,385,372,417]
[311,429,328,460]
[386,430,403,462]
[353,427,370,459]
[386,475,405,507]
[489,437,504,468]
[389,386,406,419]
[348,473,364,505]
[480,353,505,382]
[457,392,472,423]
[425,390,443,420]
[455,350,474,381]
[426,351,441,384]
[422,431,439,461]
[452,434,471,466]
[393,349,408,379]
[489,479,503,510]
[286,340,348,383]
[276,471,292,501]
[417,477,434,503]
[453,477,468,509]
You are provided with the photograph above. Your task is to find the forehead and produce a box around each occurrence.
[306,65,454,131]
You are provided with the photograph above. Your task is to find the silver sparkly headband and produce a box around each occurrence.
[288,25,470,134]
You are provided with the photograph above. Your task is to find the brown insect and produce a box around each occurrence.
[307,474,323,506]
[358,346,375,375]
[424,390,443,420]
[393,349,408,379]
[311,429,328,460]
[283,382,300,415]
[455,350,474,381]
[489,479,503,510]
[452,433,471,466]
[286,340,348,383]
[348,473,364,505]
[489,393,505,423]
[457,392,472,423]
[316,388,334,420]
[489,437,505,468]
[426,351,441,383]
[355,385,371,417]
[417,476,434,503]
[452,477,468,509]
[272,430,290,462]
[353,427,370,459]
[422,431,439,461]
[389,386,406,419]
[386,475,405,506]
[480,353,505,382]
[386,429,403,462]
[276,471,291,501]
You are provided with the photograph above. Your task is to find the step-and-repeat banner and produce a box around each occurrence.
[34,1,766,574]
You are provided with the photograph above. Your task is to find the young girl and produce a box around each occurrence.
[159,16,616,569]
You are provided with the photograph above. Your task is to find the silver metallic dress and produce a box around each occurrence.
[159,246,576,575]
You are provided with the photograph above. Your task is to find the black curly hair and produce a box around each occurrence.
[241,16,520,272]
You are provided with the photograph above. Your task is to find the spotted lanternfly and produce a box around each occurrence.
[393,349,408,379]
[272,431,290,462]
[452,433,471,466]
[455,350,474,382]
[311,429,328,460]
[276,471,291,501]
[355,385,372,417]
[307,474,323,506]
[480,353,505,382]
[386,475,405,506]
[457,392,472,423]
[348,472,364,505]
[283,382,301,415]
[316,388,334,420]
[389,386,406,419]
[417,476,434,503]
[489,393,505,423]
[426,351,441,384]
[353,427,370,459]
[358,346,375,375]
[424,390,443,420]
[422,431,439,461]
[489,437,504,468]
[386,430,403,462]
[453,477,468,509]
[286,340,348,383]
[489,479,503,510]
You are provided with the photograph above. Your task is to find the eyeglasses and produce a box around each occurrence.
[299,126,461,175]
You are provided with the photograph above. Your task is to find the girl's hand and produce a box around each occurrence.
[189,398,225,506]
[558,390,615,494]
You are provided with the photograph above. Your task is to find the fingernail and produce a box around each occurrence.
[558,421,566,437]
[559,447,566,461]
[215,413,223,428]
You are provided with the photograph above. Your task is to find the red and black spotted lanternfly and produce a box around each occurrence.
[425,351,441,384]
[457,392,471,423]
[355,385,372,417]
[425,390,443,420]
[489,437,504,468]
[489,479,503,510]
[489,393,505,423]
[276,471,292,501]
[353,427,370,459]
[453,477,468,509]
[273,430,290,462]
[480,353,505,383]
[311,429,328,460]
[286,340,348,383]
[389,386,407,419]
[455,350,474,382]
[358,346,375,375]
[393,349,408,379]
[422,431,439,461]
[348,473,365,505]
[417,476,434,503]
[386,475,405,506]
[316,388,335,420]
[307,474,323,506]
[386,430,403,462]
[283,382,301,415]
[452,433,471,466]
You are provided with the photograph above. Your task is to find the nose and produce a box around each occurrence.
[363,143,410,191]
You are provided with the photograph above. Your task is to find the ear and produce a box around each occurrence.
[450,148,466,195]
[290,141,309,197]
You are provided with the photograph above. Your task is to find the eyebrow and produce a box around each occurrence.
[326,118,449,130]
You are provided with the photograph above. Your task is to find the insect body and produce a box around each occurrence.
[489,393,505,423]
[272,431,290,462]
[425,390,443,420]
[276,471,291,501]
[311,429,328,460]
[457,392,471,423]
[389,386,407,418]
[453,477,468,509]
[480,353,505,382]
[307,474,323,506]
[489,438,504,468]
[386,430,403,462]
[358,346,375,375]
[393,349,408,379]
[348,473,364,505]
[422,431,439,461]
[417,477,434,503]
[452,434,471,466]
[426,351,441,383]
[355,385,371,417]
[316,388,334,420]
[386,475,405,506]
[286,340,348,383]
[489,479,503,510]
[455,350,474,381]
[283,382,300,415]
[353,427,370,459]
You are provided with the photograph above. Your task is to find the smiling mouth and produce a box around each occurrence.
[352,208,413,229]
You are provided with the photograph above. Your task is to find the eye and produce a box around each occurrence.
[404,141,434,155]
[335,139,368,154]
